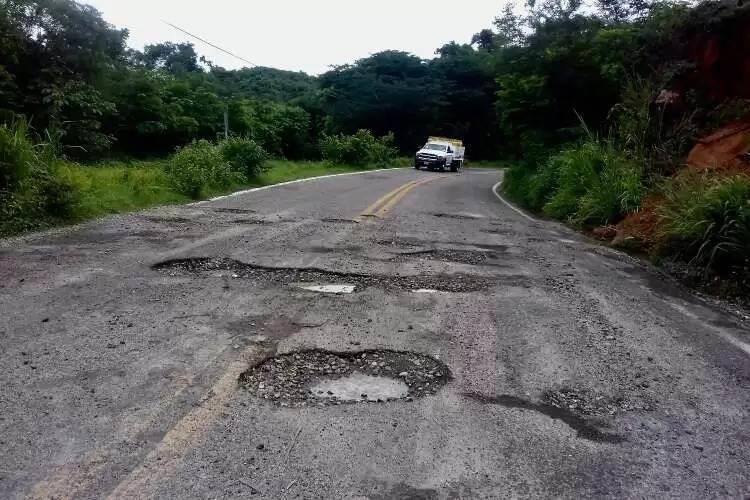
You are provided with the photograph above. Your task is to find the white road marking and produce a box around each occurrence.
[413,289,440,294]
[670,303,750,358]
[492,180,537,222]
[299,284,356,294]
[193,167,409,205]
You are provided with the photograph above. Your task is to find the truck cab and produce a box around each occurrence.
[415,137,465,172]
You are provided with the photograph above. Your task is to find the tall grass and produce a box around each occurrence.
[504,140,643,226]
[0,121,80,235]
[58,160,187,218]
[658,173,750,276]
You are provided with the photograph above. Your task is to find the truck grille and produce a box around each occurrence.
[417,153,438,161]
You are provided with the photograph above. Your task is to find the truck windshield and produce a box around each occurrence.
[425,144,448,151]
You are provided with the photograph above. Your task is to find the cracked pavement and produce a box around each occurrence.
[0,168,748,498]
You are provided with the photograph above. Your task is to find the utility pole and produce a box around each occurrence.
[224,104,229,140]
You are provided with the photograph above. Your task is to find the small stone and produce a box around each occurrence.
[398,372,408,378]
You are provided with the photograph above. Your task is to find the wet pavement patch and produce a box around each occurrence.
[240,350,452,407]
[153,257,498,292]
[463,392,625,444]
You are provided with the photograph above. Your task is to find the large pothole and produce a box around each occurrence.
[390,248,502,266]
[154,257,500,292]
[240,350,451,407]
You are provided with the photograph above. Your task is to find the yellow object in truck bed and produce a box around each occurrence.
[428,137,463,148]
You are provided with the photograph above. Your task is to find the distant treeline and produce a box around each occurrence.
[0,0,748,162]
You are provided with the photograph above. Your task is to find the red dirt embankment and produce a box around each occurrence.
[607,2,750,248]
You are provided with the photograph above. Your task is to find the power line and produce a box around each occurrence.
[162,20,257,67]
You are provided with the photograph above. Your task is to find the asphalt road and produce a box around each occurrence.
[1,168,748,499]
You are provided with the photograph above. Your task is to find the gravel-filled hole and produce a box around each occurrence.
[154,257,502,292]
[390,249,500,265]
[239,350,452,407]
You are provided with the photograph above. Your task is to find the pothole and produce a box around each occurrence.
[321,218,359,224]
[390,249,500,266]
[143,216,192,224]
[376,238,422,249]
[431,212,485,220]
[230,218,271,225]
[240,350,451,407]
[210,208,257,214]
[154,257,499,292]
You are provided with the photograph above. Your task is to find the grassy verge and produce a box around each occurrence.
[57,159,402,222]
[59,160,188,219]
[502,142,750,303]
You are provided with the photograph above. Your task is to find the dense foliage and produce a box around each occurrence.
[1,0,749,286]
[320,130,398,167]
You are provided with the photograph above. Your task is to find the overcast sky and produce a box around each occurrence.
[83,0,506,74]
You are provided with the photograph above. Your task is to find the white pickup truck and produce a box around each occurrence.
[414,137,465,172]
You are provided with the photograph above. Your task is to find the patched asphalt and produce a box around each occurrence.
[0,168,748,499]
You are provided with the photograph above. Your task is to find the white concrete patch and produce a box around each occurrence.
[492,180,537,222]
[413,289,440,294]
[299,284,356,294]
[311,373,408,402]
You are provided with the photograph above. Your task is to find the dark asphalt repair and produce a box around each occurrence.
[240,350,451,407]
[153,257,507,292]
[463,392,625,444]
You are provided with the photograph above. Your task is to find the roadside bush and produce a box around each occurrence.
[219,137,268,178]
[0,120,34,191]
[543,141,643,225]
[320,130,398,167]
[165,140,236,199]
[0,120,81,236]
[658,173,750,275]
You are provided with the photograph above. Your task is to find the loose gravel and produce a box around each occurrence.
[390,249,500,266]
[239,350,452,407]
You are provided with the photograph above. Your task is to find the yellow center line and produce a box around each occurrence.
[373,176,442,218]
[356,180,420,220]
[356,176,443,221]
